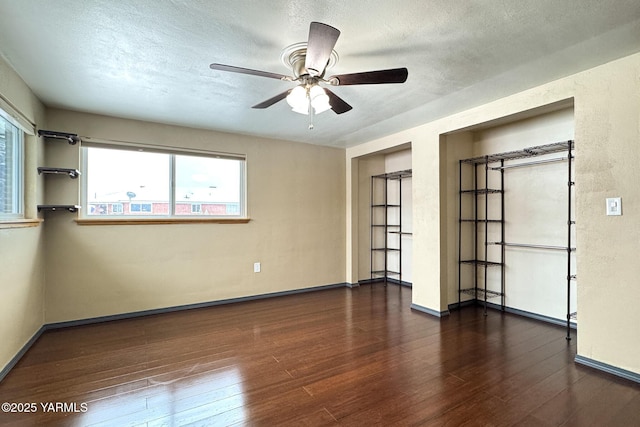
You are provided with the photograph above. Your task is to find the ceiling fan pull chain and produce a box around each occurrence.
[308,94,315,130]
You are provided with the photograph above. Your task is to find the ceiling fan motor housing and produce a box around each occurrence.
[288,49,309,78]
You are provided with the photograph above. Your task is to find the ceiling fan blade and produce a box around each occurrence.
[305,22,340,77]
[324,89,352,114]
[210,63,290,81]
[252,90,291,109]
[328,67,408,85]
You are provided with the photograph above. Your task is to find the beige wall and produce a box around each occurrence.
[42,109,346,323]
[385,150,412,172]
[347,52,640,374]
[345,157,359,284]
[0,57,46,373]
[573,55,640,374]
[356,155,384,280]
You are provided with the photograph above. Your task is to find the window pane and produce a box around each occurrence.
[83,146,245,219]
[175,155,242,216]
[0,116,22,217]
[86,148,170,216]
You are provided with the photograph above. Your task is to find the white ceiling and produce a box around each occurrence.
[1,1,640,148]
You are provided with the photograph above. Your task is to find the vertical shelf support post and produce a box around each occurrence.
[566,140,574,341]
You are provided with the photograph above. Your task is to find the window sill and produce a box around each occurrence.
[0,219,44,229]
[75,218,251,226]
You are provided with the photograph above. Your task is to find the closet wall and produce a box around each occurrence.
[447,108,575,321]
[385,151,413,285]
[357,149,412,284]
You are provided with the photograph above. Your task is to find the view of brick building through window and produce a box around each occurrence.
[89,201,239,216]
[84,146,243,217]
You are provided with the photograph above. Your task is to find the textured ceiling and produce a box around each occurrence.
[1,1,640,148]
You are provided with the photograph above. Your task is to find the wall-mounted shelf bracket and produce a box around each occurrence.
[37,205,81,213]
[37,167,81,179]
[37,129,81,145]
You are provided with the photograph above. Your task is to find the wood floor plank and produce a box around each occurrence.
[560,377,640,426]
[607,392,640,425]
[522,364,634,425]
[0,285,638,426]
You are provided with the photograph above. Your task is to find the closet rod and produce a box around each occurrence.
[494,242,576,251]
[490,157,568,170]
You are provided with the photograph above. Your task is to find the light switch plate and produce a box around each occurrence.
[606,197,622,216]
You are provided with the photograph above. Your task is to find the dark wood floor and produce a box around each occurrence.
[1,285,639,426]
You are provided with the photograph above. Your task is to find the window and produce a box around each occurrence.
[82,144,245,219]
[0,113,23,219]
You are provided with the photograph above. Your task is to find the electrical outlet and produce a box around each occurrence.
[253,262,261,273]
[606,197,622,216]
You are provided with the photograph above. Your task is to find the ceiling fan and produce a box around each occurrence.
[210,22,408,128]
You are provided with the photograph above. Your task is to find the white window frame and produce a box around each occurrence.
[0,110,24,220]
[80,141,247,221]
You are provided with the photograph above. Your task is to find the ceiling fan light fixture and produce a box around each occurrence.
[286,85,309,113]
[309,85,331,114]
[292,105,310,115]
[287,84,332,115]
